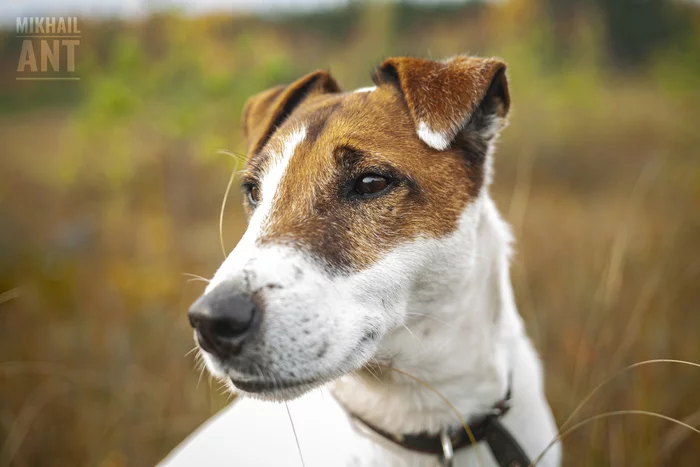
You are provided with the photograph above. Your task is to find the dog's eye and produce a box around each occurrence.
[244,183,260,207]
[354,174,390,196]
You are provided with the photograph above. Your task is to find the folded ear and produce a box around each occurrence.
[242,70,341,154]
[372,56,510,151]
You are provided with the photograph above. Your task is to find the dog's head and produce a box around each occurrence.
[189,56,510,399]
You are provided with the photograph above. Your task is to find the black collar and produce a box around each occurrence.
[349,388,532,467]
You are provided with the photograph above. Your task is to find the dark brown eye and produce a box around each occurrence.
[244,184,260,207]
[354,174,390,196]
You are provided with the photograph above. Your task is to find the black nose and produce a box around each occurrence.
[188,283,259,357]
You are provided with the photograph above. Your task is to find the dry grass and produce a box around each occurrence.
[1,3,700,466]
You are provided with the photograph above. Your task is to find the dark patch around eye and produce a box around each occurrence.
[334,145,365,170]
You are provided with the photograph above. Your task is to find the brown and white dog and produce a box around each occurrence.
[162,56,561,467]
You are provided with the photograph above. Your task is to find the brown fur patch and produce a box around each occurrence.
[373,56,509,147]
[241,70,341,155]
[241,56,510,273]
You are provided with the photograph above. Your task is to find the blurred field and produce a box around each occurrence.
[1,1,700,466]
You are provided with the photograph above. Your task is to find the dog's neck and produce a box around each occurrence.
[332,194,526,435]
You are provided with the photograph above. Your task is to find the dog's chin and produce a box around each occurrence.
[230,378,322,402]
[225,362,359,402]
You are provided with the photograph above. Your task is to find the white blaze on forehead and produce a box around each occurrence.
[251,125,307,235]
[207,125,306,292]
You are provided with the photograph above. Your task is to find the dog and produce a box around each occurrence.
[161,55,561,467]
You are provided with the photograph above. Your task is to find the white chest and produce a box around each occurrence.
[159,385,559,467]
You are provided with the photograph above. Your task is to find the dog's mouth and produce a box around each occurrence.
[207,328,382,400]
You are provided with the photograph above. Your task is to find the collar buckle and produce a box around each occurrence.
[439,427,454,467]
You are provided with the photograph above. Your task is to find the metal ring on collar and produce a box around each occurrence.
[439,427,454,467]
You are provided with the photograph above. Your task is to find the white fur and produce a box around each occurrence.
[163,123,561,466]
[417,121,451,150]
[211,124,307,277]
[353,86,376,93]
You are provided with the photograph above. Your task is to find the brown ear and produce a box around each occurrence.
[242,70,341,154]
[372,56,510,150]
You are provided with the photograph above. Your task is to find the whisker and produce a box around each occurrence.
[404,312,450,326]
[378,364,484,467]
[184,347,199,357]
[219,166,238,259]
[196,363,206,389]
[530,410,700,467]
[400,323,426,351]
[216,380,230,395]
[253,363,265,380]
[362,358,383,382]
[374,343,395,361]
[286,403,306,467]
[182,273,210,283]
[216,149,247,164]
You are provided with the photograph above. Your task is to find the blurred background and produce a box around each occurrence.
[1,0,699,465]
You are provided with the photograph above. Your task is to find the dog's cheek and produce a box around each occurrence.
[341,270,406,338]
